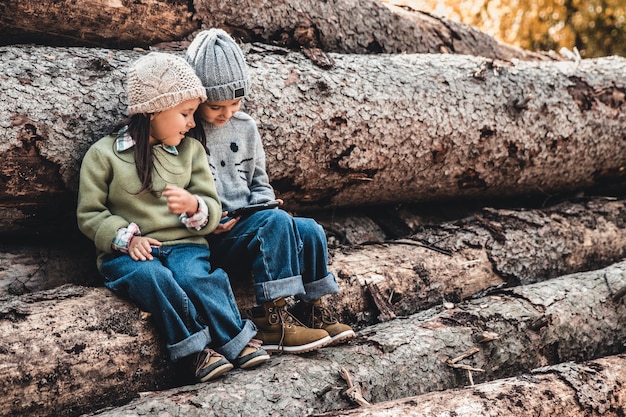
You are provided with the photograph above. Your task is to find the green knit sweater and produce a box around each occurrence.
[77,134,222,269]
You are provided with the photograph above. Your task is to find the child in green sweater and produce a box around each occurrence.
[76,52,269,382]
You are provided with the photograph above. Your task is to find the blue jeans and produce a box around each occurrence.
[100,244,256,362]
[207,209,339,304]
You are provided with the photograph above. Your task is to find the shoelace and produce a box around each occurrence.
[195,349,221,373]
[269,305,308,353]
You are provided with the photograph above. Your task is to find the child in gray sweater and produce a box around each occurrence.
[186,29,355,354]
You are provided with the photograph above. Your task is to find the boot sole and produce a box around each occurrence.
[197,362,234,382]
[329,329,356,345]
[238,353,271,369]
[262,335,332,354]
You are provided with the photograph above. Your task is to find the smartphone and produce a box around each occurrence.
[227,201,280,218]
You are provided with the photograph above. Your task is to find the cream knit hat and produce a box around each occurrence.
[126,52,207,115]
[185,29,251,102]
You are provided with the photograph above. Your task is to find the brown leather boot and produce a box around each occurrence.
[246,298,331,353]
[290,299,355,345]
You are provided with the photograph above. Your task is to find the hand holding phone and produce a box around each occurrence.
[227,201,280,218]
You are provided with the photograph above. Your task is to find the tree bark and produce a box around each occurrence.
[193,0,547,60]
[0,286,171,417]
[0,236,98,296]
[2,5,623,417]
[0,0,547,61]
[7,262,620,417]
[0,0,196,49]
[326,196,626,325]
[1,45,624,236]
[315,354,626,417]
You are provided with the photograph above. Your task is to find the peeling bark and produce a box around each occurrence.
[3,197,625,326]
[0,0,548,62]
[193,0,547,60]
[316,354,626,417]
[0,0,195,49]
[2,4,624,417]
[326,197,626,326]
[1,45,624,235]
[0,286,171,417]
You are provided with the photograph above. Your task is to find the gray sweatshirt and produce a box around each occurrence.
[202,111,275,212]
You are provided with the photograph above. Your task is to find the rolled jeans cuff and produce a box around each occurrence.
[218,319,258,361]
[167,327,211,362]
[254,275,305,304]
[299,272,339,302]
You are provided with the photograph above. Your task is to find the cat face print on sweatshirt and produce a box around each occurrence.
[208,141,253,184]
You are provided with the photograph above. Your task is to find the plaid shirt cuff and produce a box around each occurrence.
[179,196,209,230]
[112,222,141,253]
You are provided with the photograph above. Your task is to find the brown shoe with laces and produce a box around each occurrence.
[233,338,270,369]
[246,298,331,354]
[290,299,355,345]
[194,348,233,382]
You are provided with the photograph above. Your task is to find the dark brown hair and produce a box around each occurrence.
[189,111,207,148]
[113,114,155,194]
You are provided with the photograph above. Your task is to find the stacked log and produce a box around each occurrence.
[0,0,548,60]
[1,1,625,416]
[317,354,626,417]
[1,45,624,236]
[3,262,621,416]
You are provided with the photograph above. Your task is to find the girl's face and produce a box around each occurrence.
[149,98,201,147]
[197,99,242,127]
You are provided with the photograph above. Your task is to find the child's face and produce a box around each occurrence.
[149,98,201,147]
[197,99,242,127]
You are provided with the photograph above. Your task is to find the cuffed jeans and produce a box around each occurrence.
[207,209,339,304]
[100,244,256,362]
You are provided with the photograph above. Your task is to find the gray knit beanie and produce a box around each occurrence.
[185,29,251,102]
[126,52,207,115]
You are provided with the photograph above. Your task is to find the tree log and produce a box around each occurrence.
[326,196,626,326]
[193,0,547,60]
[0,0,547,62]
[315,354,626,417]
[0,235,98,296]
[1,45,625,236]
[7,262,620,417]
[0,286,169,417]
[0,0,196,49]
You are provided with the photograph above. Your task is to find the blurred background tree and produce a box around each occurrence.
[383,0,625,57]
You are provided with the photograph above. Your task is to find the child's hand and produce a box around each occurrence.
[128,236,162,261]
[162,185,197,216]
[213,211,238,234]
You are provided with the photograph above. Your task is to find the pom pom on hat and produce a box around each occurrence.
[185,29,251,102]
[126,52,207,115]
